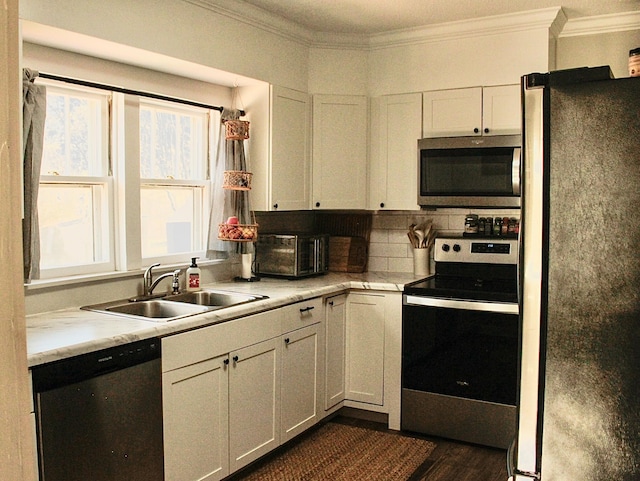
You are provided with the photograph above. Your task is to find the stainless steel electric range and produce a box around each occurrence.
[402,235,519,449]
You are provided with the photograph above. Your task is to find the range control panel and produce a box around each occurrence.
[434,237,518,265]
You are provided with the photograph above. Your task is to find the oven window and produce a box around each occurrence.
[420,147,515,195]
[402,304,518,405]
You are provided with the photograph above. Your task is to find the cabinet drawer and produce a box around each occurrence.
[162,310,281,372]
[280,297,323,333]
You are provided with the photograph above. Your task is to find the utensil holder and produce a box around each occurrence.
[413,248,431,276]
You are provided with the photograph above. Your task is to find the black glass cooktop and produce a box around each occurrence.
[405,274,518,303]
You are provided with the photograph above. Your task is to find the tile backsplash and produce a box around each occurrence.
[254,209,520,274]
[368,209,520,273]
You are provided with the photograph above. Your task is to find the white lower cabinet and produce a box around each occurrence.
[280,323,321,443]
[344,291,402,430]
[345,293,386,405]
[163,356,229,481]
[324,294,346,411]
[162,298,324,481]
[229,338,280,473]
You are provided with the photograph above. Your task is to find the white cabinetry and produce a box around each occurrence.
[369,93,422,211]
[280,323,321,442]
[162,297,324,481]
[228,338,280,472]
[269,86,311,211]
[162,309,281,481]
[163,356,229,481]
[344,291,402,430]
[324,294,346,411]
[423,85,520,138]
[312,94,367,209]
[345,293,385,405]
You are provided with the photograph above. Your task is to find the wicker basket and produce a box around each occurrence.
[223,170,252,190]
[218,223,258,242]
[224,120,250,140]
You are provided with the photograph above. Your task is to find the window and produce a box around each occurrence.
[139,100,209,262]
[37,81,214,279]
[39,83,113,277]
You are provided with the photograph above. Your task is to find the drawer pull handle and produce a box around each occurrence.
[299,306,315,313]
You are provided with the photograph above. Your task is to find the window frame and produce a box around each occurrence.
[35,80,216,280]
[37,81,115,279]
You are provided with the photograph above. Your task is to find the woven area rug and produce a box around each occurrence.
[236,421,436,481]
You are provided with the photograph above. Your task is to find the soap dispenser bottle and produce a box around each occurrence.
[186,257,201,292]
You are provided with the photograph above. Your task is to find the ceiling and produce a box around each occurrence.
[238,0,640,34]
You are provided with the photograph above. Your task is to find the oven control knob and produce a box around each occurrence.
[453,244,461,252]
[442,244,450,252]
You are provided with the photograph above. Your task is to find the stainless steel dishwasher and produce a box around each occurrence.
[32,337,163,481]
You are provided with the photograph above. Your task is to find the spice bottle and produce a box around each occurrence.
[629,48,640,77]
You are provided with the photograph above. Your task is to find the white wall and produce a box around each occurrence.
[20,0,310,91]
[558,29,640,78]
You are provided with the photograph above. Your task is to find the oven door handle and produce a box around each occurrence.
[403,295,519,314]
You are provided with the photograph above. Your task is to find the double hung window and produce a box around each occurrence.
[38,81,213,279]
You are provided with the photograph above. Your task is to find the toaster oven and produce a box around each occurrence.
[255,234,329,279]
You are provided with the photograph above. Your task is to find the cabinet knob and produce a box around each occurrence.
[315,202,320,208]
[273,203,278,209]
[484,128,490,134]
[223,358,229,365]
[473,127,480,133]
[232,355,239,363]
[328,301,334,306]
[380,202,385,208]
[284,338,290,345]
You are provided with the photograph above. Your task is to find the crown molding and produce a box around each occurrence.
[368,7,566,50]
[183,0,313,45]
[560,10,640,37]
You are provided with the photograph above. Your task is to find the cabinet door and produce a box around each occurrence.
[482,84,521,136]
[422,87,482,137]
[325,294,346,410]
[370,93,422,210]
[163,356,229,481]
[270,86,311,210]
[280,324,320,442]
[312,95,367,209]
[228,338,280,473]
[346,293,385,405]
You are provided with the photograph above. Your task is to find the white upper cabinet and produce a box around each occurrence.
[423,85,520,137]
[369,93,422,211]
[312,94,368,210]
[269,86,311,211]
[481,84,522,136]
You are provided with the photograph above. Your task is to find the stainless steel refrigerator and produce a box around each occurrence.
[511,67,640,480]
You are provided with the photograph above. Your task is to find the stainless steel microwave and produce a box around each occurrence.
[255,233,329,279]
[418,135,521,208]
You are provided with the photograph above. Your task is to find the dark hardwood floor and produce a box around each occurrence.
[228,415,509,481]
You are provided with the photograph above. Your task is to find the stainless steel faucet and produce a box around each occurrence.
[143,263,181,297]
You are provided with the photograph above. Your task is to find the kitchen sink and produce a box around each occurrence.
[81,289,268,322]
[105,299,209,320]
[165,289,268,307]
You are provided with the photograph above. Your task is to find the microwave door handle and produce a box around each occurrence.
[314,238,320,272]
[513,147,522,195]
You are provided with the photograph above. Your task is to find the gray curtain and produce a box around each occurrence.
[207,108,254,257]
[22,69,46,282]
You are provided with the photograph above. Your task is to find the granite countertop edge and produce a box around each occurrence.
[27,271,423,367]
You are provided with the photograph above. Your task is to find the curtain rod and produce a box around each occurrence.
[38,72,245,116]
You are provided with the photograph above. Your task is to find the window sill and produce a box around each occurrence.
[24,258,226,292]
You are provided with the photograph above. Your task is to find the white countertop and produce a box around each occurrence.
[27,271,420,367]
